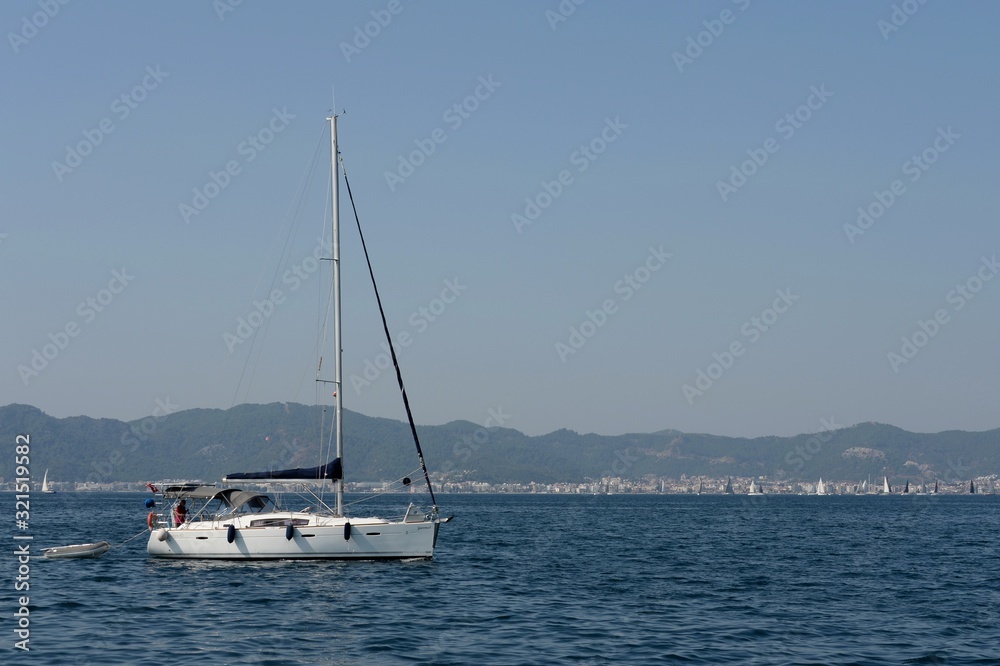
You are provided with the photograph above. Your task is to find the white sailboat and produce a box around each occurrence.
[816,478,827,496]
[41,469,55,494]
[748,479,762,495]
[148,114,446,560]
[882,476,892,494]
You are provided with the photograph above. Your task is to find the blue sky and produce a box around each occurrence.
[3,1,999,438]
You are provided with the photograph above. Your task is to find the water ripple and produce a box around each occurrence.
[4,493,1000,664]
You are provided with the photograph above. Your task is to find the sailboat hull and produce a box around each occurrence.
[146,513,437,560]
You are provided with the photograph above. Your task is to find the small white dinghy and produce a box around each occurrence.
[43,541,111,559]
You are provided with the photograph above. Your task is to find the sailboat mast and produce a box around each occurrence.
[330,114,344,518]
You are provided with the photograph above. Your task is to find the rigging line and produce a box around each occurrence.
[317,165,336,483]
[339,467,423,511]
[115,527,152,548]
[228,126,328,414]
[325,408,336,503]
[242,133,326,401]
[343,488,419,511]
[317,282,337,504]
[339,154,438,512]
[294,156,332,414]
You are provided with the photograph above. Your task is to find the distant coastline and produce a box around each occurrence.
[3,402,998,487]
[3,478,993,497]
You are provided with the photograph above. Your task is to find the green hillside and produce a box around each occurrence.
[1,403,997,484]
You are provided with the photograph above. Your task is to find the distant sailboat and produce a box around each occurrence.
[41,469,55,494]
[725,477,734,494]
[969,479,976,494]
[902,479,910,494]
[748,479,762,495]
[933,480,939,494]
[696,480,704,495]
[816,478,827,496]
[883,476,892,494]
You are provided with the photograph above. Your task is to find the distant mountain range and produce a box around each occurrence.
[1,403,997,485]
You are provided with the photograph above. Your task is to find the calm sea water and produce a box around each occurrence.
[3,492,1000,665]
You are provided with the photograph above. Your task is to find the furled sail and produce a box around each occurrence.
[224,458,342,482]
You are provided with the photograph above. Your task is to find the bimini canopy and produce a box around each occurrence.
[217,489,270,512]
[222,458,342,484]
[162,484,225,499]
[161,486,269,511]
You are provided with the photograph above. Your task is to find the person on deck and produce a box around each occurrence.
[173,499,188,526]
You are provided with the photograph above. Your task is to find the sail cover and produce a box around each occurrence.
[223,458,342,483]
